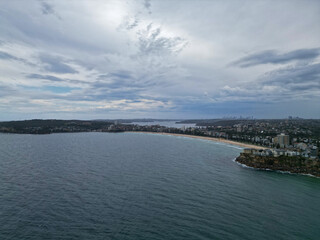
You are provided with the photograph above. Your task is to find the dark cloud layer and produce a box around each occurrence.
[41,1,54,15]
[40,1,61,19]
[233,48,320,67]
[39,54,78,74]
[0,51,34,66]
[109,71,132,80]
[27,73,64,82]
[262,63,320,91]
[0,51,17,60]
[144,0,152,14]
[27,73,86,85]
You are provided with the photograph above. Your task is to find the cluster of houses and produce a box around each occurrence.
[243,146,319,160]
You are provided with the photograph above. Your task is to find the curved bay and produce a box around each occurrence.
[0,132,320,240]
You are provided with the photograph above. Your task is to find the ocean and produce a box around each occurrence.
[0,132,320,239]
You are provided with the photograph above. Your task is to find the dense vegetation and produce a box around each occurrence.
[0,119,113,134]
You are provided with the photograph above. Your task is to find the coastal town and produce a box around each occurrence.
[0,118,319,160]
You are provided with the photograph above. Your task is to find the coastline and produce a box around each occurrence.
[130,131,266,150]
[233,158,320,178]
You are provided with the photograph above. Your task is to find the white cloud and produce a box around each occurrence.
[0,0,319,119]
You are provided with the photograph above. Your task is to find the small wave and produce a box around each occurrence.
[188,138,244,150]
[232,158,255,169]
[273,170,320,178]
[227,145,244,150]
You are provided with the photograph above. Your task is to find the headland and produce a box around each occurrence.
[236,149,320,177]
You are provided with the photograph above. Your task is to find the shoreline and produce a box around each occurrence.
[130,131,266,150]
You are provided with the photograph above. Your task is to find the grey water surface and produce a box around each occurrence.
[0,132,319,239]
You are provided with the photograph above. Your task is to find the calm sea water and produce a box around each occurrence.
[0,132,320,240]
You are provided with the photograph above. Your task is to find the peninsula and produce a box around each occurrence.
[236,148,320,177]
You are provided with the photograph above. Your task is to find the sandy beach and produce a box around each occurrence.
[131,131,266,150]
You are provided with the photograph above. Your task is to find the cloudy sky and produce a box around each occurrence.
[0,0,319,120]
